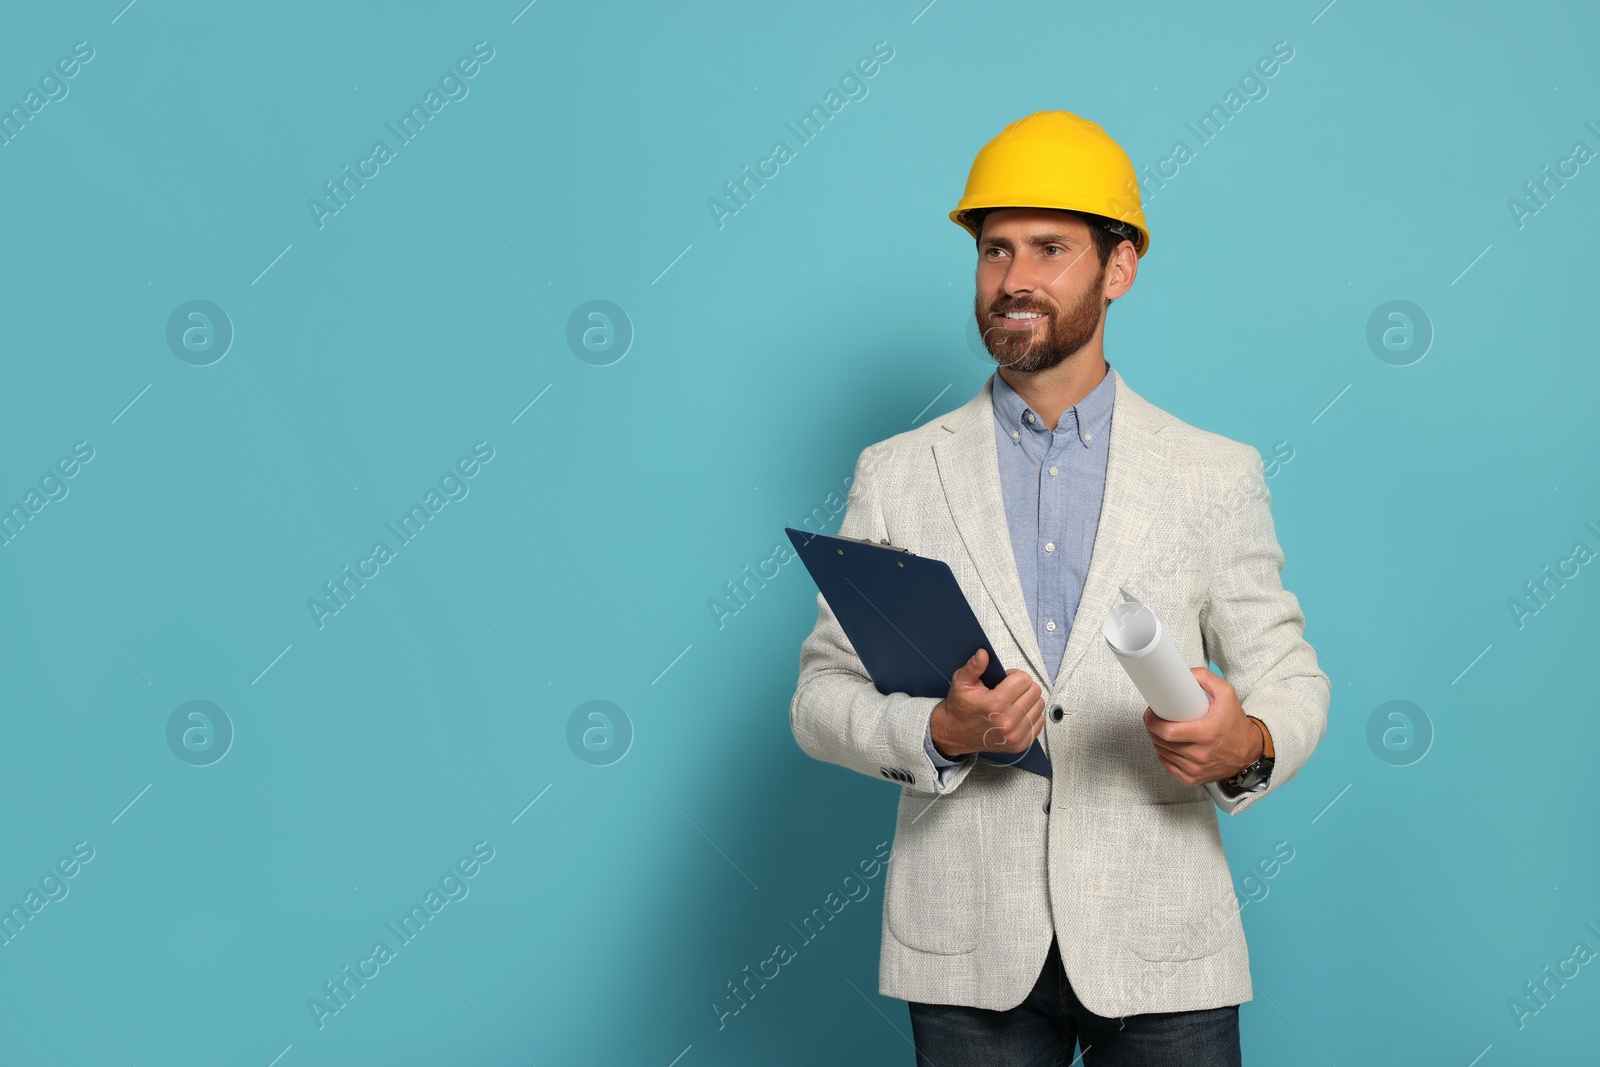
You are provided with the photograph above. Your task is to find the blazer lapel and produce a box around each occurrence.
[1053,370,1171,691]
[932,376,1050,685]
[930,368,1172,694]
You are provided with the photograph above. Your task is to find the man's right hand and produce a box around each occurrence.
[929,648,1045,759]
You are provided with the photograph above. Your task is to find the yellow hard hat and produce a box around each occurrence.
[950,110,1150,257]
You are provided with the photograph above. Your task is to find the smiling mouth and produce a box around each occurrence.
[995,309,1048,329]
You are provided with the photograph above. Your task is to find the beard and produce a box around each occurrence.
[974,261,1107,373]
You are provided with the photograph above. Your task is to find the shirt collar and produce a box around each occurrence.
[991,362,1116,447]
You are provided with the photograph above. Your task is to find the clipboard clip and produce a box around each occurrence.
[827,533,917,556]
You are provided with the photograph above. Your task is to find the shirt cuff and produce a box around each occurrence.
[924,718,968,790]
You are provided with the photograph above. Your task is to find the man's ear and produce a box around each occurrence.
[1104,241,1139,301]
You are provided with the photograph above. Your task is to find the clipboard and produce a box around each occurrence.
[786,527,1051,778]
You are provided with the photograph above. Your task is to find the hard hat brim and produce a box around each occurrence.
[950,202,1149,258]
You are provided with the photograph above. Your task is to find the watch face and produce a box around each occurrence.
[1222,754,1275,796]
[1231,757,1273,791]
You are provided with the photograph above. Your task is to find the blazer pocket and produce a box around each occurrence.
[1120,800,1239,963]
[886,794,985,956]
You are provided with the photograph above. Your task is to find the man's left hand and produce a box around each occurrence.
[1142,667,1262,786]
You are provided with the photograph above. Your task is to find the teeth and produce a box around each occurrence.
[1003,312,1044,319]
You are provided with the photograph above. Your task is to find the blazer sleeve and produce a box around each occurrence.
[789,446,981,796]
[1198,444,1330,816]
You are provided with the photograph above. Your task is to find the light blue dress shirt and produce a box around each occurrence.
[921,363,1270,795]
[921,364,1114,785]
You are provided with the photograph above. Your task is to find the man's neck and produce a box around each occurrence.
[996,352,1110,432]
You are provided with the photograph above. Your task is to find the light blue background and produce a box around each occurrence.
[2,1,1596,1063]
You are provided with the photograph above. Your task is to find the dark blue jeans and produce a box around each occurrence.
[906,937,1241,1067]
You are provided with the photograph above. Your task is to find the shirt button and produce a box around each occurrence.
[1045,620,1056,632]
[1083,432,1093,442]
[1025,413,1035,423]
[1045,542,1055,553]
[1012,431,1020,440]
[1048,466,1058,476]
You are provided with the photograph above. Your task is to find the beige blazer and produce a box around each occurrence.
[789,368,1329,1016]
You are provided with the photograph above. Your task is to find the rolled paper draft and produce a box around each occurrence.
[1102,588,1240,811]
[1102,589,1209,722]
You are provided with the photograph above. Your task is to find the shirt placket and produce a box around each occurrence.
[1037,413,1074,676]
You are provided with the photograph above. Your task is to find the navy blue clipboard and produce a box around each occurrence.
[786,527,1050,778]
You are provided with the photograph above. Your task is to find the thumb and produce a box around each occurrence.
[953,648,987,684]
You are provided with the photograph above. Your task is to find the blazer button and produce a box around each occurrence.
[1049,705,1064,722]
[1042,799,1052,814]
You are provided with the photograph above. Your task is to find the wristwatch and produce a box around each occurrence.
[1221,716,1275,796]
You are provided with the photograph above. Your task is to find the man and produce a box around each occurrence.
[788,111,1329,1065]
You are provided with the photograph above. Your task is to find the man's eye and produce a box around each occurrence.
[1044,245,1064,256]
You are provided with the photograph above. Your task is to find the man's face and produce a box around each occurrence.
[972,208,1111,373]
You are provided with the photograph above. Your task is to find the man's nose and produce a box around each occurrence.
[1002,257,1044,295]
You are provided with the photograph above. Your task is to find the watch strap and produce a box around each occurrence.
[1247,715,1274,759]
